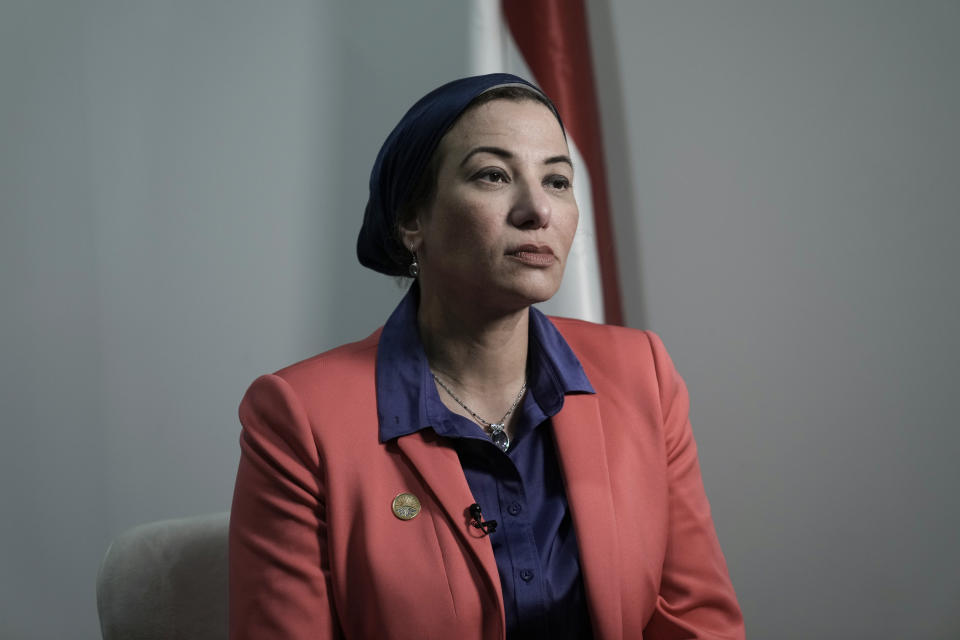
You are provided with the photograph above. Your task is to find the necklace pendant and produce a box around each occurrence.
[489,424,510,453]
[429,372,523,455]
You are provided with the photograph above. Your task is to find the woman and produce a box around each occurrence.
[230,74,744,639]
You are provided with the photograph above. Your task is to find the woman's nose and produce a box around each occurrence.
[508,177,551,230]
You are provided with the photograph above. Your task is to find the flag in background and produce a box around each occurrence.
[468,0,623,325]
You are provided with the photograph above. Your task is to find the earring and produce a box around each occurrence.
[408,249,420,278]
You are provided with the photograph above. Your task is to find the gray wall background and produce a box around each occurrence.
[1,1,956,638]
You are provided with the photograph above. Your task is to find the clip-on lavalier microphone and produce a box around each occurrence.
[468,503,498,535]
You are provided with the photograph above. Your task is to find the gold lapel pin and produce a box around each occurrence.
[392,492,421,520]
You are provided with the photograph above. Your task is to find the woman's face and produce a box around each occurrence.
[405,98,578,315]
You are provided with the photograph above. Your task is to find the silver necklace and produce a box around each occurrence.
[431,373,526,453]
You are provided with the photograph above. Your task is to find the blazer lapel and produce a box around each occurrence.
[553,393,624,640]
[394,432,503,618]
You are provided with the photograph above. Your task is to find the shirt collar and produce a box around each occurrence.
[376,284,594,443]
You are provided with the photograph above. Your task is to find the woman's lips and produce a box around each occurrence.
[507,244,556,267]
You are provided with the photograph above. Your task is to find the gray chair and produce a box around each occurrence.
[96,512,230,640]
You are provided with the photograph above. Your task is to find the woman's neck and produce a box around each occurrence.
[417,290,529,402]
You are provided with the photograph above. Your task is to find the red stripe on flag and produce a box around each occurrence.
[501,0,624,325]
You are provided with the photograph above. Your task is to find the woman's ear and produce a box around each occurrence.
[398,214,423,254]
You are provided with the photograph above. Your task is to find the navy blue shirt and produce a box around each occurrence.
[377,286,595,639]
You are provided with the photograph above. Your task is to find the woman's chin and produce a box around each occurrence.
[423,269,564,315]
[504,276,564,309]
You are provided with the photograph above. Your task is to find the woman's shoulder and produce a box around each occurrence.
[546,316,679,391]
[547,315,661,356]
[270,327,383,390]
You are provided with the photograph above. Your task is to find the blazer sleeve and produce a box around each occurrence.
[229,373,342,639]
[643,332,746,640]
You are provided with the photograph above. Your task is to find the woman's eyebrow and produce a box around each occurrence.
[460,146,512,166]
[460,146,573,168]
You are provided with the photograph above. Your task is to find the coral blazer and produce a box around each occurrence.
[230,318,745,639]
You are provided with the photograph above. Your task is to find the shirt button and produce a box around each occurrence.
[520,569,534,582]
[507,502,522,516]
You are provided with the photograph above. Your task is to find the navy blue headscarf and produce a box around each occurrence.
[356,73,563,276]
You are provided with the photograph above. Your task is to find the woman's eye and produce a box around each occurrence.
[478,169,508,183]
[546,175,571,190]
